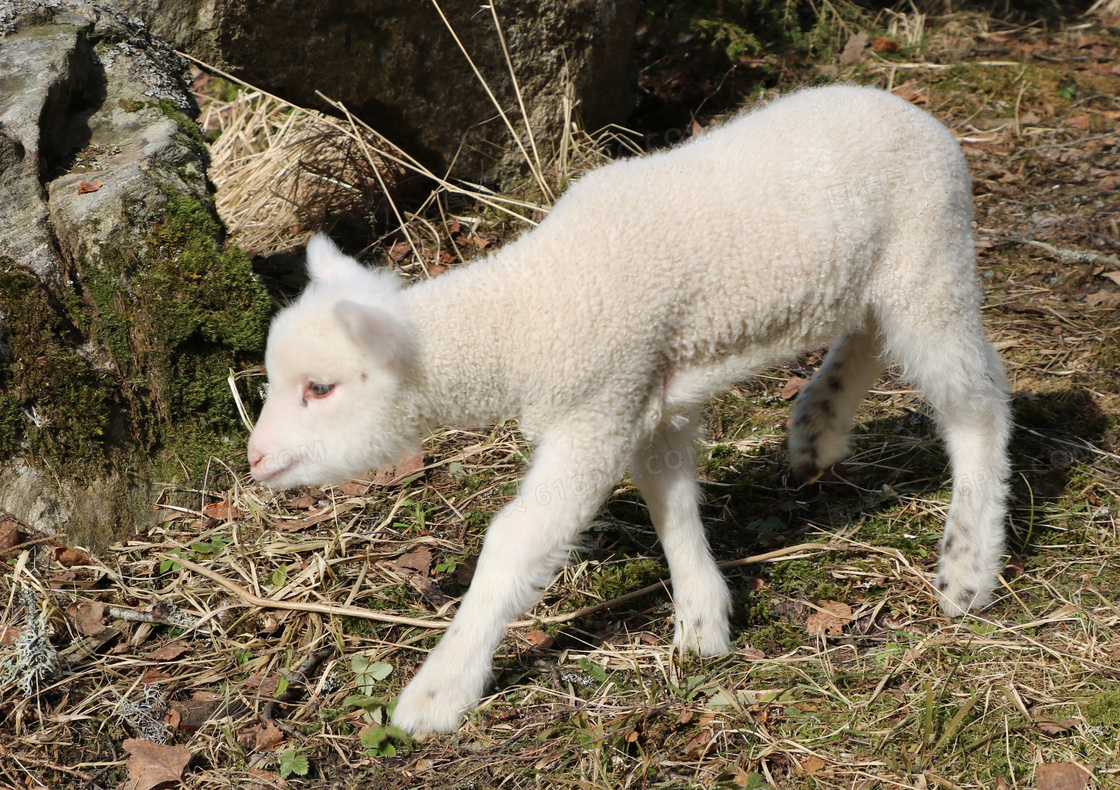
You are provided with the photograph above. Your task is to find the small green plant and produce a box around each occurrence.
[277,747,310,779]
[345,656,409,757]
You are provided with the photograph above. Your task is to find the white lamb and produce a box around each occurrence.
[247,85,1011,735]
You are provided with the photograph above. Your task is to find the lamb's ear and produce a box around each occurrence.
[306,234,364,282]
[332,300,414,369]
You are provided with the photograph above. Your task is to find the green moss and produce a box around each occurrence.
[1083,691,1120,728]
[82,191,270,477]
[156,98,210,167]
[0,265,114,476]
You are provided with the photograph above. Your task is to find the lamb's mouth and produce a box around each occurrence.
[252,460,298,484]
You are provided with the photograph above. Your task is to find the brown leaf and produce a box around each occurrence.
[682,728,713,760]
[798,755,826,774]
[676,708,694,726]
[806,601,852,637]
[286,495,317,510]
[839,32,870,64]
[141,669,173,684]
[995,777,1011,790]
[892,83,928,105]
[0,515,20,558]
[203,501,241,520]
[739,647,766,660]
[146,641,192,661]
[65,600,106,636]
[1100,270,1120,286]
[240,720,285,752]
[168,698,221,733]
[388,242,410,261]
[364,451,426,487]
[526,629,554,650]
[427,263,449,276]
[1066,115,1091,131]
[77,181,102,194]
[1033,716,1081,734]
[53,546,90,567]
[243,674,282,696]
[123,738,192,790]
[872,36,899,53]
[1037,762,1091,790]
[780,376,810,400]
[394,546,433,575]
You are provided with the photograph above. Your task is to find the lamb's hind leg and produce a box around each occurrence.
[391,433,623,735]
[630,414,732,656]
[789,328,886,482]
[881,312,1012,616]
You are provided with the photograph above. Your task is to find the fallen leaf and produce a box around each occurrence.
[806,601,852,637]
[840,32,870,64]
[141,669,173,684]
[676,708,694,726]
[123,738,192,790]
[146,641,192,661]
[365,451,426,487]
[526,629,554,650]
[892,83,928,104]
[239,720,285,752]
[243,674,282,695]
[995,777,1011,790]
[1037,762,1091,790]
[388,242,410,261]
[203,501,241,520]
[682,728,713,760]
[427,262,449,276]
[739,647,766,660]
[53,546,90,567]
[872,36,899,53]
[1033,716,1081,734]
[0,514,20,558]
[168,697,221,733]
[1100,270,1120,286]
[77,181,102,194]
[798,755,826,774]
[394,546,433,574]
[0,625,20,644]
[1066,115,1091,130]
[65,601,106,636]
[780,376,810,400]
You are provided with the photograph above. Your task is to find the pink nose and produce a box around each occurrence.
[247,441,264,471]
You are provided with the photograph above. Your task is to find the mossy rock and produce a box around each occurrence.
[0,3,270,547]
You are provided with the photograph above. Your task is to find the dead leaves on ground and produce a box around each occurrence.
[123,739,192,790]
[1037,762,1093,790]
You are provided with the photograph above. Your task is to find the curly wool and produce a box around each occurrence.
[248,85,1011,736]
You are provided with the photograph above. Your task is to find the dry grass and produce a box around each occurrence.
[2,7,1120,790]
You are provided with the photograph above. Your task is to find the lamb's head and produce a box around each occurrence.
[247,235,419,487]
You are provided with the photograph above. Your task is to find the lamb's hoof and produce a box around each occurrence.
[794,462,823,485]
[933,573,991,617]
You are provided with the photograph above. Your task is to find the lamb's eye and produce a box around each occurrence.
[306,381,335,398]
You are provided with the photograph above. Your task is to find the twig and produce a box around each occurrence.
[171,555,453,629]
[1000,234,1120,267]
[171,543,847,633]
[262,645,335,732]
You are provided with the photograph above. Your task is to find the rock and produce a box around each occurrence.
[107,0,637,184]
[0,0,270,545]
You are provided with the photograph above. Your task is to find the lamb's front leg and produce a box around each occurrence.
[391,439,620,735]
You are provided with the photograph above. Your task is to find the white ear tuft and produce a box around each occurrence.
[306,233,364,282]
[333,300,414,369]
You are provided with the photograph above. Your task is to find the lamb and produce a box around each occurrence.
[246,84,1012,736]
